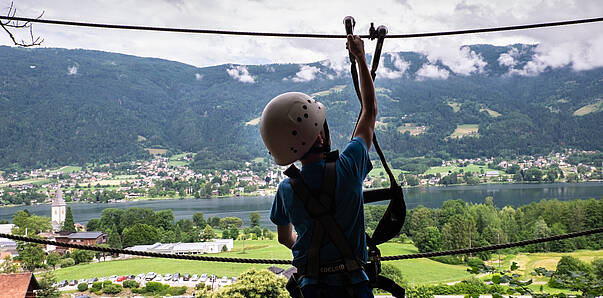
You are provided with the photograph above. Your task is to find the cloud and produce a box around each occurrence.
[67,65,78,75]
[320,55,349,78]
[3,0,603,71]
[416,63,450,80]
[289,65,321,82]
[226,65,255,83]
[508,36,603,76]
[498,48,519,67]
[419,43,486,76]
[194,73,203,80]
[377,53,410,79]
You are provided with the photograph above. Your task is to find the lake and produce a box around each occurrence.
[0,182,601,227]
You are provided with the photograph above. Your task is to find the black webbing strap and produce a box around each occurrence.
[343,16,398,187]
[284,160,363,277]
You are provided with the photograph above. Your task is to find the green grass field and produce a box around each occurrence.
[573,101,602,116]
[367,166,406,180]
[480,108,502,117]
[423,164,501,175]
[50,240,471,285]
[0,178,53,187]
[449,124,479,139]
[447,102,461,113]
[58,166,82,173]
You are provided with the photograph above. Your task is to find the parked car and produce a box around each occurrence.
[109,275,117,281]
[127,275,135,280]
[231,277,237,283]
[88,277,98,284]
[199,274,208,282]
[155,274,163,281]
[164,274,172,281]
[99,277,106,282]
[172,272,180,281]
[183,274,190,281]
[69,280,78,286]
[136,273,145,280]
[78,278,87,284]
[58,280,68,287]
[116,276,127,282]
[145,272,156,281]
[220,276,229,285]
[190,274,199,281]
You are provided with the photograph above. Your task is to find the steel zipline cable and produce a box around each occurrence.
[0,227,601,265]
[0,16,602,39]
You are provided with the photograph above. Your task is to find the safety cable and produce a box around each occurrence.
[1,227,600,264]
[0,16,602,39]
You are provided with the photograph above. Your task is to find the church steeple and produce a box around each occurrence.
[51,186,66,231]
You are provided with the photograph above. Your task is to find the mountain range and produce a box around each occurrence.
[0,44,601,170]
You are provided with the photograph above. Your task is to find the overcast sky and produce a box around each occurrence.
[2,0,603,75]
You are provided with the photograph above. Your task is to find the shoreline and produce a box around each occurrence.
[2,181,602,209]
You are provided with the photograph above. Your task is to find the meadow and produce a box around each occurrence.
[51,240,471,284]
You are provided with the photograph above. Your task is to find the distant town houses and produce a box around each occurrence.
[0,149,600,206]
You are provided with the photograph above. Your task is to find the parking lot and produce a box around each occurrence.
[57,272,236,291]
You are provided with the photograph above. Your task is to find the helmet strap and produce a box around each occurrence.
[300,120,331,160]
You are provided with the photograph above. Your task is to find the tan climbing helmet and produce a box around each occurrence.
[259,92,326,165]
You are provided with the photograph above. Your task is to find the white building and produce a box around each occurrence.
[51,188,66,231]
[125,239,234,256]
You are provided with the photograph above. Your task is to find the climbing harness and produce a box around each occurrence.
[345,16,407,297]
[284,151,365,298]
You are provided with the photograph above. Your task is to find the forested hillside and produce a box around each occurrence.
[0,44,601,170]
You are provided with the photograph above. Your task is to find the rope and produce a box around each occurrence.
[0,16,602,39]
[1,227,600,264]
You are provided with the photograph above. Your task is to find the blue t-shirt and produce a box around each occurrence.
[270,137,373,286]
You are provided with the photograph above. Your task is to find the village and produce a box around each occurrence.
[0,149,601,207]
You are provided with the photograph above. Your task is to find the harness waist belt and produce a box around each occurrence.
[296,260,350,276]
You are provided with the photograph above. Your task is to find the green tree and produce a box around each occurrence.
[213,269,288,298]
[46,252,61,270]
[152,210,174,230]
[408,206,434,238]
[442,214,477,254]
[61,206,76,232]
[208,216,220,228]
[404,174,420,186]
[122,223,159,248]
[86,218,102,231]
[107,226,122,249]
[16,242,45,271]
[1,256,19,273]
[250,212,261,227]
[72,249,95,264]
[193,212,207,228]
[201,225,216,241]
[524,167,543,182]
[12,211,52,236]
[414,226,442,253]
[100,208,125,233]
[219,217,243,229]
[229,227,239,240]
[36,271,60,298]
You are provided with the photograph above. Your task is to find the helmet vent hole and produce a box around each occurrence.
[301,142,306,146]
[292,130,297,136]
[290,147,294,151]
[297,117,302,122]
[304,113,308,118]
[293,150,298,153]
[307,100,311,103]
[302,105,307,110]
[314,123,318,126]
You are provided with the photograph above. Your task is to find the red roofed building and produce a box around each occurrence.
[0,272,40,298]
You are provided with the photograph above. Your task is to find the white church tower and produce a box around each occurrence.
[51,187,66,231]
